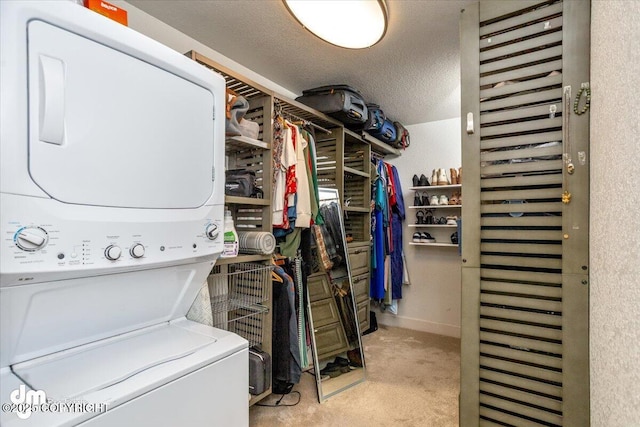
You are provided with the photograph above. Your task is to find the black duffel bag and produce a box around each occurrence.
[225,169,263,198]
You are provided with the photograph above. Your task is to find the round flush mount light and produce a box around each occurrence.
[283,0,388,49]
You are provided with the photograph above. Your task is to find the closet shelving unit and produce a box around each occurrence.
[188,52,276,266]
[409,183,461,248]
[222,135,271,231]
[269,95,398,335]
[312,126,374,332]
[186,50,275,405]
[312,127,372,241]
[312,128,402,331]
[273,94,340,131]
[186,49,403,392]
[268,97,379,333]
[362,131,402,157]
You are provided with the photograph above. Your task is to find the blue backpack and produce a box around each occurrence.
[363,103,385,132]
[369,118,397,144]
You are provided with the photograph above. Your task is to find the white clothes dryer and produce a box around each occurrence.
[0,1,247,426]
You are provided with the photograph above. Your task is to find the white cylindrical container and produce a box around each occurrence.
[237,231,276,255]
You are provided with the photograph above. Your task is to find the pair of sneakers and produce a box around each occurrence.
[412,232,436,243]
[429,194,449,206]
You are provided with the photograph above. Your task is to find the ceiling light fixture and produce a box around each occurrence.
[283,0,388,49]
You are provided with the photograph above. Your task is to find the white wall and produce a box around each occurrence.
[590,1,640,425]
[382,118,462,338]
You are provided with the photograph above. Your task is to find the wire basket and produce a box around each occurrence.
[208,262,272,347]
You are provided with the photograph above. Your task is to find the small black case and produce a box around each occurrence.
[249,347,271,395]
[225,169,263,198]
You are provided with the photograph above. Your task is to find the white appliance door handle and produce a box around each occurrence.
[39,55,65,145]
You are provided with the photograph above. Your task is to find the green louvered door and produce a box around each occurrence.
[460,1,590,425]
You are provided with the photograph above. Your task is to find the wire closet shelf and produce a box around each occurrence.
[208,262,272,347]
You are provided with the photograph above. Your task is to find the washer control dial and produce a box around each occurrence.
[15,227,49,251]
[130,243,145,258]
[105,245,122,261]
[205,223,219,240]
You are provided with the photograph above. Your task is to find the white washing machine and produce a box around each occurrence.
[0,1,248,426]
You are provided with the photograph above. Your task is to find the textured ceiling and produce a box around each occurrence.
[129,0,475,125]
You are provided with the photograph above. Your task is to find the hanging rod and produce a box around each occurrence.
[274,101,333,135]
[371,151,385,162]
[280,110,332,135]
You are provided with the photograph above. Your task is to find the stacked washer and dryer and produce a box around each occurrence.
[0,1,248,426]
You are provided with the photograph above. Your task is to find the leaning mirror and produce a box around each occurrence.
[307,188,366,402]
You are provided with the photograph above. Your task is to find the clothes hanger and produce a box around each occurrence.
[271,253,287,267]
[271,270,284,283]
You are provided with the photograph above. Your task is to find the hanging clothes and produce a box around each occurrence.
[274,120,320,247]
[370,160,388,300]
[273,116,297,228]
[302,129,320,225]
[305,128,323,225]
[298,229,314,368]
[272,264,302,385]
[292,253,309,369]
[333,278,358,343]
[271,268,291,384]
[283,265,302,384]
[370,159,406,302]
[284,125,297,222]
[389,165,406,300]
[272,113,284,187]
[290,124,312,228]
[318,202,347,272]
[280,228,301,259]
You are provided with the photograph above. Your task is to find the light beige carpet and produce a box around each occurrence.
[250,325,461,427]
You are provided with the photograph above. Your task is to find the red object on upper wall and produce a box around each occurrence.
[84,0,128,26]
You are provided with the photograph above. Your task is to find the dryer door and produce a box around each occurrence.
[27,20,215,209]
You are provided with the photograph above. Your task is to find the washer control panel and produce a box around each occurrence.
[14,226,49,251]
[1,195,224,285]
[104,245,122,261]
[130,243,145,259]
[205,223,219,240]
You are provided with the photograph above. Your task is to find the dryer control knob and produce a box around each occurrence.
[105,245,122,261]
[130,243,145,258]
[15,227,49,251]
[205,223,219,240]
